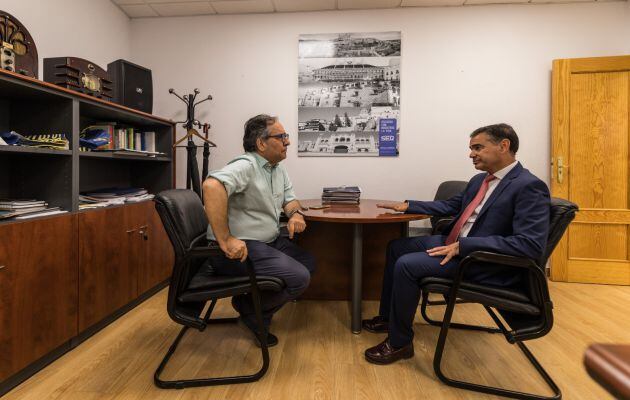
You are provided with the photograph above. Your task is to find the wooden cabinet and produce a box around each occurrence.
[138,202,174,295]
[0,68,175,394]
[78,202,173,332]
[0,215,78,381]
[78,204,141,331]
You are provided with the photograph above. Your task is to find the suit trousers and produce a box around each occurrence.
[378,235,460,348]
[210,236,316,329]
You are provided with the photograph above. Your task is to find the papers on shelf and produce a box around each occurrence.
[91,148,166,157]
[15,209,68,219]
[79,187,154,209]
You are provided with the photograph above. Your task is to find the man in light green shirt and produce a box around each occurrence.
[202,114,315,347]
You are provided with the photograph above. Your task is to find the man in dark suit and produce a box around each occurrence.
[363,123,550,365]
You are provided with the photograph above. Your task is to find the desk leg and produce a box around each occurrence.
[401,221,409,238]
[352,223,363,334]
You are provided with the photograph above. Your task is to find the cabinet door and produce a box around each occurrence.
[0,215,78,381]
[137,201,174,295]
[78,204,144,332]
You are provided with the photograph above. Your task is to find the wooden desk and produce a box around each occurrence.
[584,344,630,399]
[298,199,427,333]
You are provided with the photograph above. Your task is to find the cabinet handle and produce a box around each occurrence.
[0,265,5,271]
[139,226,149,240]
[126,229,137,234]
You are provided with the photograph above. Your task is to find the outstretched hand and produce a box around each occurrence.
[376,202,409,213]
[427,242,459,265]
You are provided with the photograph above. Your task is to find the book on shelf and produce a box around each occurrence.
[15,209,68,220]
[321,198,360,204]
[0,203,66,220]
[80,126,161,156]
[0,200,47,210]
[322,186,362,194]
[90,148,166,157]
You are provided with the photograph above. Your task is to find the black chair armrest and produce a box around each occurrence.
[445,250,552,320]
[188,243,223,258]
[464,251,540,271]
[461,251,550,303]
[186,234,266,302]
[432,217,454,235]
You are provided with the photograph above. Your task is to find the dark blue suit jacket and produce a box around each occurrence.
[407,162,550,268]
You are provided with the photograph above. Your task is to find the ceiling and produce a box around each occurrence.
[112,0,623,18]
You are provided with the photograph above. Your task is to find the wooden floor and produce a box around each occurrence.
[5,281,629,399]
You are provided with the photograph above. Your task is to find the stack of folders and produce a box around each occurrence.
[0,199,67,220]
[321,186,362,205]
[79,187,155,209]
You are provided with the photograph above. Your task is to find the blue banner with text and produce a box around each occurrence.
[379,118,397,156]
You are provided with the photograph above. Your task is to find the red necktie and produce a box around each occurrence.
[445,174,496,245]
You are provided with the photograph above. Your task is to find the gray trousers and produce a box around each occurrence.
[210,236,316,328]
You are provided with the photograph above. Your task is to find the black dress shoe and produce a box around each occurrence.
[238,318,279,348]
[365,338,414,365]
[362,315,389,333]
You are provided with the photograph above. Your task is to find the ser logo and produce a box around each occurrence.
[380,135,395,141]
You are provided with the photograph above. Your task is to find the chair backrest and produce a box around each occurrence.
[502,197,577,341]
[154,189,210,328]
[541,197,578,266]
[430,180,468,228]
[154,189,208,258]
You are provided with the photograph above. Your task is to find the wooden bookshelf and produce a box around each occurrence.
[0,69,175,396]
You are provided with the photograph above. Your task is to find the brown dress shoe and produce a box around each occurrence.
[365,338,414,365]
[362,315,389,333]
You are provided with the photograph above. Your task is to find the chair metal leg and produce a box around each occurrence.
[432,295,562,400]
[426,297,470,306]
[420,293,500,334]
[154,290,270,389]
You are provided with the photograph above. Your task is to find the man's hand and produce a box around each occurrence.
[377,202,409,213]
[220,236,248,262]
[427,242,459,265]
[287,213,306,239]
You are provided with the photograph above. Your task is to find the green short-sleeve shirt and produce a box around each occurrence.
[207,152,296,243]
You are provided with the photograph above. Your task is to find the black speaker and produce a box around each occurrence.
[107,59,153,113]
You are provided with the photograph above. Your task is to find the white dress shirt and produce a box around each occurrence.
[458,160,518,239]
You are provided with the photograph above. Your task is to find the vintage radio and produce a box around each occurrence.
[0,10,38,77]
[43,57,113,99]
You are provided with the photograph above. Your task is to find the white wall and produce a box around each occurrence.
[0,0,131,79]
[126,2,628,203]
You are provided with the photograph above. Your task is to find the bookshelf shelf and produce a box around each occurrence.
[78,151,171,162]
[0,68,175,221]
[0,146,72,156]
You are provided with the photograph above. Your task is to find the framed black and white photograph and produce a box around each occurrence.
[298,32,401,157]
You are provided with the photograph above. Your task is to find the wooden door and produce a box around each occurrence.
[78,204,144,331]
[551,55,630,284]
[137,201,173,295]
[0,215,78,381]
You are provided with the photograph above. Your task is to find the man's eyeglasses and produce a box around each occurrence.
[266,133,290,141]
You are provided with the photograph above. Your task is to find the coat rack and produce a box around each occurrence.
[169,88,216,199]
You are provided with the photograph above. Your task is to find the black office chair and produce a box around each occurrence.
[153,189,285,389]
[419,197,577,400]
[409,180,468,236]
